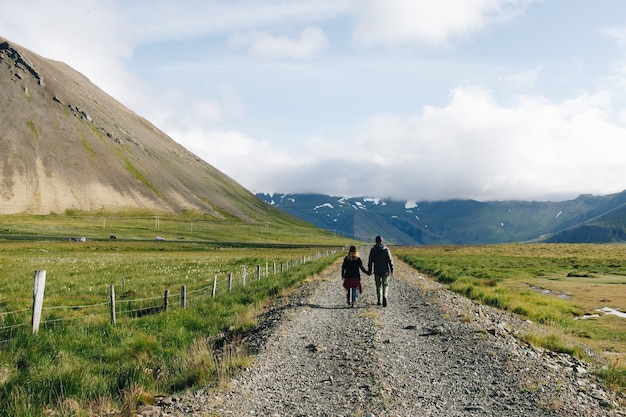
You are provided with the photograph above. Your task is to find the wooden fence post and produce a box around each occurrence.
[228,273,233,292]
[181,285,187,309]
[110,284,116,325]
[242,265,246,286]
[273,262,276,275]
[257,265,261,281]
[164,290,169,312]
[32,270,46,334]
[212,275,217,298]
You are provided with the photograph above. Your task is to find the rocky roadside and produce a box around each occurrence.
[140,258,624,417]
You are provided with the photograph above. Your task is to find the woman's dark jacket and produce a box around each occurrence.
[341,256,368,279]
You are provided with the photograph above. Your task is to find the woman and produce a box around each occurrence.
[341,245,370,307]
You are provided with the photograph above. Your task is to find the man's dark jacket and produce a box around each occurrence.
[368,243,394,276]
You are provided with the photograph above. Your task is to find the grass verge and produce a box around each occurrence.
[396,243,626,395]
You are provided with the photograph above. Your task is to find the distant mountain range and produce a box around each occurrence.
[256,191,626,245]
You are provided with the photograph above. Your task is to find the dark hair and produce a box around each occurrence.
[349,245,357,253]
[375,235,382,243]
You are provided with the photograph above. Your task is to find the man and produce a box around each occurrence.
[368,235,394,307]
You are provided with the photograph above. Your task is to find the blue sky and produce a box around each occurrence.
[3,0,626,203]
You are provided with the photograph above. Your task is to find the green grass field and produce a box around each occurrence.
[396,243,626,394]
[0,211,347,245]
[0,213,352,417]
[0,240,337,310]
[2,214,626,414]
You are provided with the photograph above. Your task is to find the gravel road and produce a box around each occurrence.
[150,256,624,417]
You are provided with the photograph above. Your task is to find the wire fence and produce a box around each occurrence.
[0,249,340,346]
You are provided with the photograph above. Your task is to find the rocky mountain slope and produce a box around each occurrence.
[257,191,626,245]
[0,36,275,222]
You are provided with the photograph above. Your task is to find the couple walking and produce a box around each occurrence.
[341,236,394,307]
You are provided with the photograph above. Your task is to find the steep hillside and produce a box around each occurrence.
[0,36,274,221]
[257,191,626,245]
[545,196,626,243]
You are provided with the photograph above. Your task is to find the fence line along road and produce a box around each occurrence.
[0,250,339,345]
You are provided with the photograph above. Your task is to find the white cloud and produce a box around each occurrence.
[124,0,354,40]
[498,67,542,91]
[151,90,223,132]
[600,26,626,49]
[352,0,536,47]
[173,129,301,193]
[599,26,626,96]
[229,26,328,60]
[347,88,626,201]
[191,87,626,202]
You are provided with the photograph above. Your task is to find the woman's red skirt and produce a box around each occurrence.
[343,277,360,289]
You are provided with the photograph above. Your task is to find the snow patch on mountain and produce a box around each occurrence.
[363,197,383,205]
[353,201,367,210]
[314,203,334,210]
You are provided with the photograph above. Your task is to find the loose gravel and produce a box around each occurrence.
[147,257,624,417]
